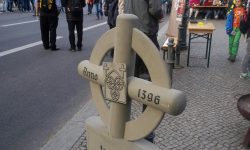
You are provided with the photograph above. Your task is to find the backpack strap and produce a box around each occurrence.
[40,0,54,10]
[227,0,235,14]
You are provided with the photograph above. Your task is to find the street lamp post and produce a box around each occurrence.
[175,0,189,67]
[180,0,189,50]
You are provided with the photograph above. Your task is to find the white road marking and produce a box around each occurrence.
[75,22,107,34]
[0,22,107,57]
[83,22,107,31]
[0,36,63,57]
[1,20,39,27]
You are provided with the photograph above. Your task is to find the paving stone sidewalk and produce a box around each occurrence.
[70,20,250,150]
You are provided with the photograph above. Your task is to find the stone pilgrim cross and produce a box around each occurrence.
[78,14,186,150]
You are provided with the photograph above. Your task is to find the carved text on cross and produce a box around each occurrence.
[119,64,126,78]
[103,63,109,74]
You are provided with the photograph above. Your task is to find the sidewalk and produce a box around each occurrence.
[41,19,250,150]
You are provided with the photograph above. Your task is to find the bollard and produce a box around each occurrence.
[178,0,189,50]
[175,25,184,69]
[167,38,175,85]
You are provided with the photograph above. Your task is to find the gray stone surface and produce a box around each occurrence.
[70,20,250,150]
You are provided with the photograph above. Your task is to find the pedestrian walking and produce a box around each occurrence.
[17,0,22,11]
[30,0,35,11]
[22,0,31,12]
[226,0,246,62]
[2,0,7,12]
[94,0,103,20]
[62,0,86,51]
[7,0,14,12]
[124,0,163,143]
[104,0,118,57]
[86,0,93,14]
[104,0,118,28]
[39,0,61,50]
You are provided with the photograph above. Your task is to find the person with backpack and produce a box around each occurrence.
[62,0,85,51]
[240,2,250,78]
[39,0,61,50]
[225,0,246,62]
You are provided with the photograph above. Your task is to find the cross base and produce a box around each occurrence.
[86,116,160,150]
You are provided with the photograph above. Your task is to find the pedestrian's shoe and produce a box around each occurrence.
[240,72,250,79]
[145,132,155,144]
[69,47,76,52]
[228,55,236,62]
[77,47,82,51]
[44,45,50,50]
[230,56,236,62]
[51,47,60,51]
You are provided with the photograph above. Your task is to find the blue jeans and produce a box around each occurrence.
[2,0,7,11]
[213,9,222,18]
[87,3,93,14]
[22,0,30,11]
[95,2,103,19]
[204,10,212,19]
[7,0,13,11]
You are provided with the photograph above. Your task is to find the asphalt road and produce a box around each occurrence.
[0,11,109,150]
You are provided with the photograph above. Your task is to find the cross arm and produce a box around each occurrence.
[128,77,186,116]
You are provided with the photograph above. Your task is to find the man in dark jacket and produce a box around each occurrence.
[124,0,163,77]
[104,0,118,57]
[104,0,118,29]
[124,0,163,143]
[62,0,85,51]
[39,0,61,50]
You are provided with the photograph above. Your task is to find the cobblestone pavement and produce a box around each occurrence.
[70,20,250,150]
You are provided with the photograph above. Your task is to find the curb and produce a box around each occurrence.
[40,100,97,150]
